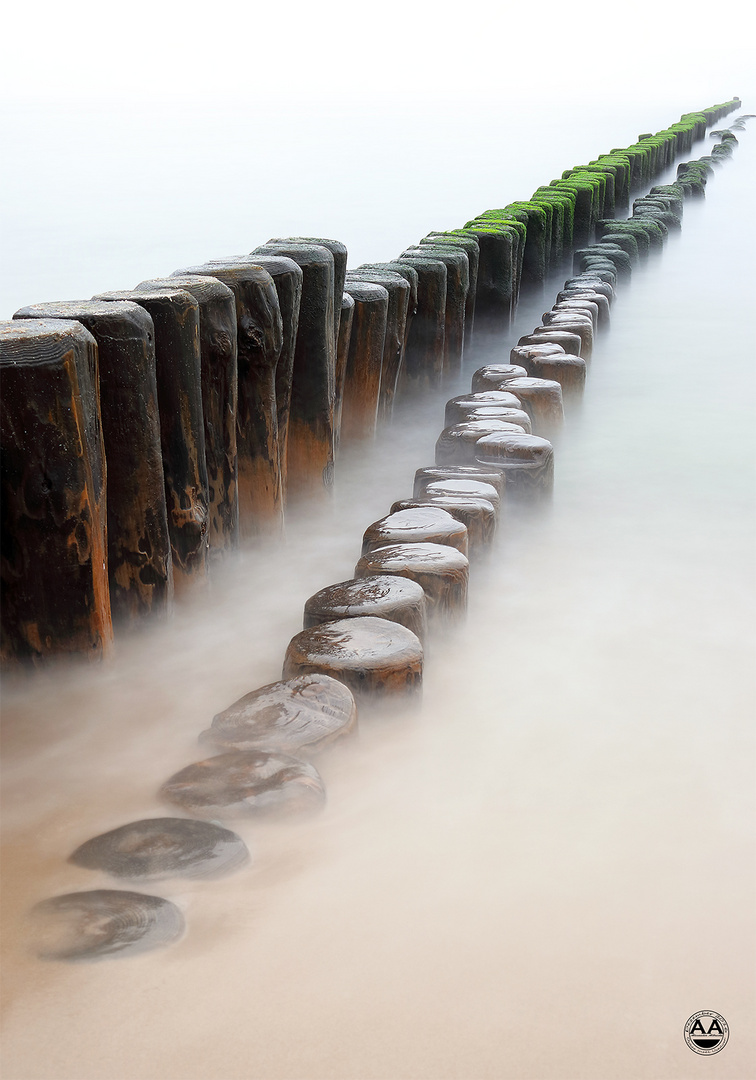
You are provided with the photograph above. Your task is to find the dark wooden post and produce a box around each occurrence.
[335,292,354,448]
[344,270,410,422]
[13,301,173,624]
[357,262,419,355]
[93,287,209,590]
[137,276,239,561]
[340,281,389,444]
[251,243,336,500]
[401,246,469,373]
[390,255,446,388]
[274,237,347,350]
[171,262,283,539]
[243,255,303,505]
[421,233,479,352]
[1,320,112,663]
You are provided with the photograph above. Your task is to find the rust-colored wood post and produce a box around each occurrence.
[251,243,336,500]
[94,287,209,590]
[13,300,173,624]
[1,320,112,664]
[137,276,239,561]
[340,280,388,444]
[171,262,283,539]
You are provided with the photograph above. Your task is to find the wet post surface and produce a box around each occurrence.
[93,286,209,591]
[137,276,239,561]
[392,254,447,388]
[303,576,428,643]
[421,233,479,351]
[171,262,283,539]
[340,280,389,444]
[282,616,424,704]
[400,246,468,374]
[334,292,355,448]
[12,300,173,625]
[252,243,336,500]
[344,270,410,422]
[0,320,112,663]
[240,255,304,506]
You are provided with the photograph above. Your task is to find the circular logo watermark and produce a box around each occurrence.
[684,1011,729,1055]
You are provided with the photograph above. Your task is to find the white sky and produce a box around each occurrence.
[2,0,754,108]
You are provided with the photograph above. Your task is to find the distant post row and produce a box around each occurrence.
[0,97,741,665]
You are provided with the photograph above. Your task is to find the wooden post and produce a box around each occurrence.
[518,330,583,359]
[13,301,173,625]
[171,262,283,538]
[335,292,354,449]
[475,432,555,500]
[303,577,427,643]
[283,616,423,704]
[344,270,410,421]
[421,233,479,351]
[436,420,529,466]
[339,280,388,445]
[1,320,112,663]
[275,237,347,350]
[355,543,469,623]
[137,276,239,560]
[94,287,209,589]
[400,246,469,373]
[470,364,528,392]
[444,392,531,432]
[361,506,469,557]
[239,255,303,506]
[390,497,497,556]
[203,674,357,755]
[393,254,447,387]
[251,243,336,500]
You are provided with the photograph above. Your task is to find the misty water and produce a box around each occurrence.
[1,101,755,1079]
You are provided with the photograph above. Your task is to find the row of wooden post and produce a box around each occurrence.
[0,98,741,665]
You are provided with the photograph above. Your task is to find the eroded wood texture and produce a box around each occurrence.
[171,262,283,538]
[94,287,209,589]
[475,432,555,499]
[160,750,326,819]
[1,320,112,663]
[303,576,427,643]
[413,465,505,500]
[282,616,424,703]
[138,276,239,559]
[252,243,336,499]
[390,497,497,555]
[203,673,357,755]
[13,301,173,624]
[436,419,528,467]
[361,506,468,557]
[355,542,469,622]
